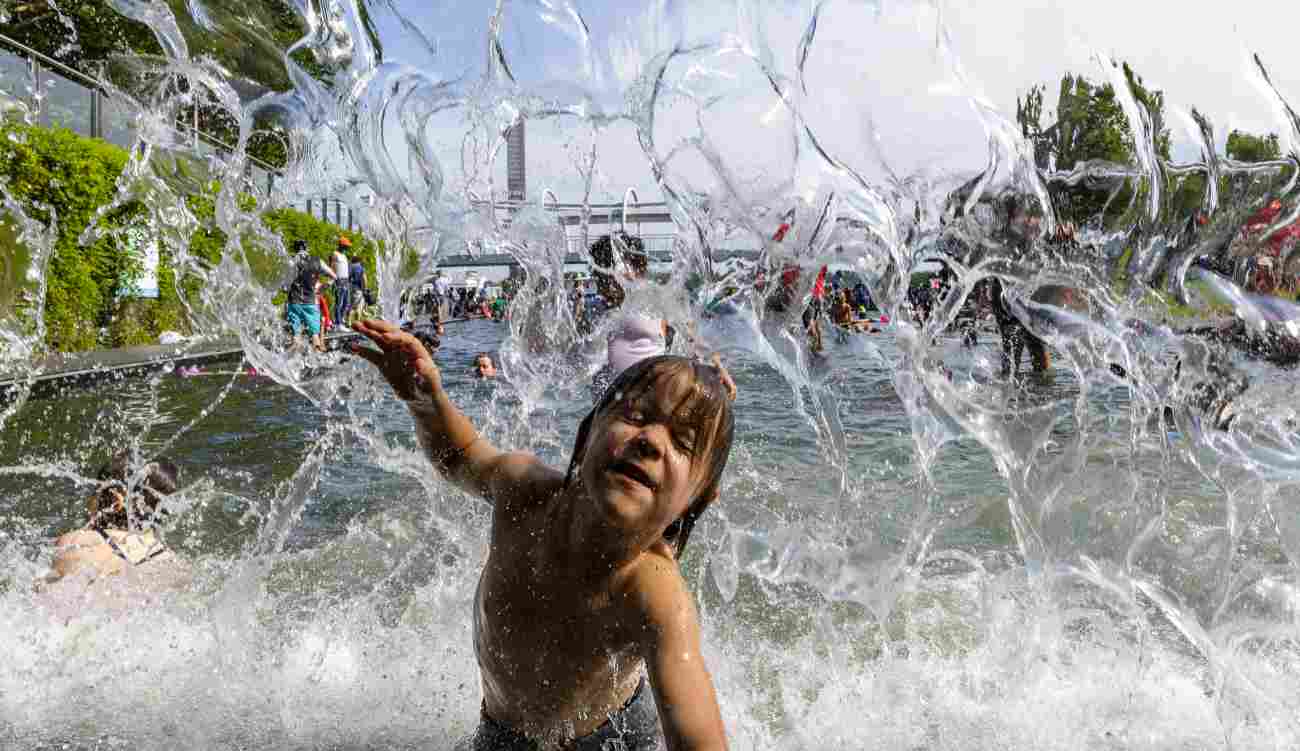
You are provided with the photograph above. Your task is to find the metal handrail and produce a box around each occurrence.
[0,31,694,236]
[0,31,101,89]
[0,30,282,176]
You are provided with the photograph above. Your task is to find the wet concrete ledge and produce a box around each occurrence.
[0,320,468,405]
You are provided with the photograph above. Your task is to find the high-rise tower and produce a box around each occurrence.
[506,120,526,203]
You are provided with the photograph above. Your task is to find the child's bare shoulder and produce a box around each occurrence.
[617,549,697,633]
[54,529,99,548]
[483,450,566,512]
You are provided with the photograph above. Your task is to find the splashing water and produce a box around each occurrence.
[2,1,1300,749]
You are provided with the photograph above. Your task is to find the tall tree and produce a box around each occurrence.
[1016,64,1172,224]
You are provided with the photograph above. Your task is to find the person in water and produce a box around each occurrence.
[474,352,498,379]
[990,276,1050,377]
[45,452,181,584]
[588,234,673,397]
[351,319,735,751]
[588,234,736,402]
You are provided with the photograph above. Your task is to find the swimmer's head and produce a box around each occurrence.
[473,352,496,379]
[89,450,180,531]
[565,355,735,558]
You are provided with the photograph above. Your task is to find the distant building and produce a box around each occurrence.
[507,121,526,203]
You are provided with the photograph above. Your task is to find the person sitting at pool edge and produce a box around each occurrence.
[473,352,497,379]
[45,451,182,584]
[351,319,735,751]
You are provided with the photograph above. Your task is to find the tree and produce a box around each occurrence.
[1016,63,1172,225]
[1225,130,1281,163]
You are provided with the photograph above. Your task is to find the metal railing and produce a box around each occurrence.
[0,32,368,230]
[0,37,697,240]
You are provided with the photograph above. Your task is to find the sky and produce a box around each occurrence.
[297,0,1300,220]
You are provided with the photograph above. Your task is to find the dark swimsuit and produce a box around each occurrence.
[464,676,661,751]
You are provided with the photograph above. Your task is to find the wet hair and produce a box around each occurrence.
[563,355,736,558]
[292,239,308,254]
[90,450,180,531]
[474,352,493,369]
[589,233,648,307]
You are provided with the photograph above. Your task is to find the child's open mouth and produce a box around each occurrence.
[608,460,657,490]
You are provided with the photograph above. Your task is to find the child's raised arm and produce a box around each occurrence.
[351,319,561,508]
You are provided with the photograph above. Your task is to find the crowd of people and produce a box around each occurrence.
[284,236,373,351]
[280,236,522,356]
[406,271,515,328]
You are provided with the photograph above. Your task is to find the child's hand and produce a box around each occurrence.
[351,319,442,402]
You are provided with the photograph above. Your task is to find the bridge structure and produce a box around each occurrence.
[439,188,699,285]
[433,215,760,288]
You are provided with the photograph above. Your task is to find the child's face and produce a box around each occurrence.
[579,379,710,541]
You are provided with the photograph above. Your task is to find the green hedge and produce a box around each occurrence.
[0,125,136,350]
[0,123,377,352]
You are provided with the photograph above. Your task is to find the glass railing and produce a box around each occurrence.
[0,33,354,221]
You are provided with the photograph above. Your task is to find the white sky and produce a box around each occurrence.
[314,0,1300,212]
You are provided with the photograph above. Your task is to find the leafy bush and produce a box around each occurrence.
[0,124,141,351]
[0,123,377,352]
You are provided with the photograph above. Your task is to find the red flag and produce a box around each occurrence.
[812,265,828,299]
[773,222,791,242]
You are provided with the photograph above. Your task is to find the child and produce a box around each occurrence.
[351,319,735,751]
[588,234,672,401]
[473,352,497,379]
[317,279,334,334]
[46,451,182,583]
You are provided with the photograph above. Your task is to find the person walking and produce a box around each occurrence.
[434,271,451,321]
[348,253,368,325]
[332,236,353,330]
[285,240,336,352]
